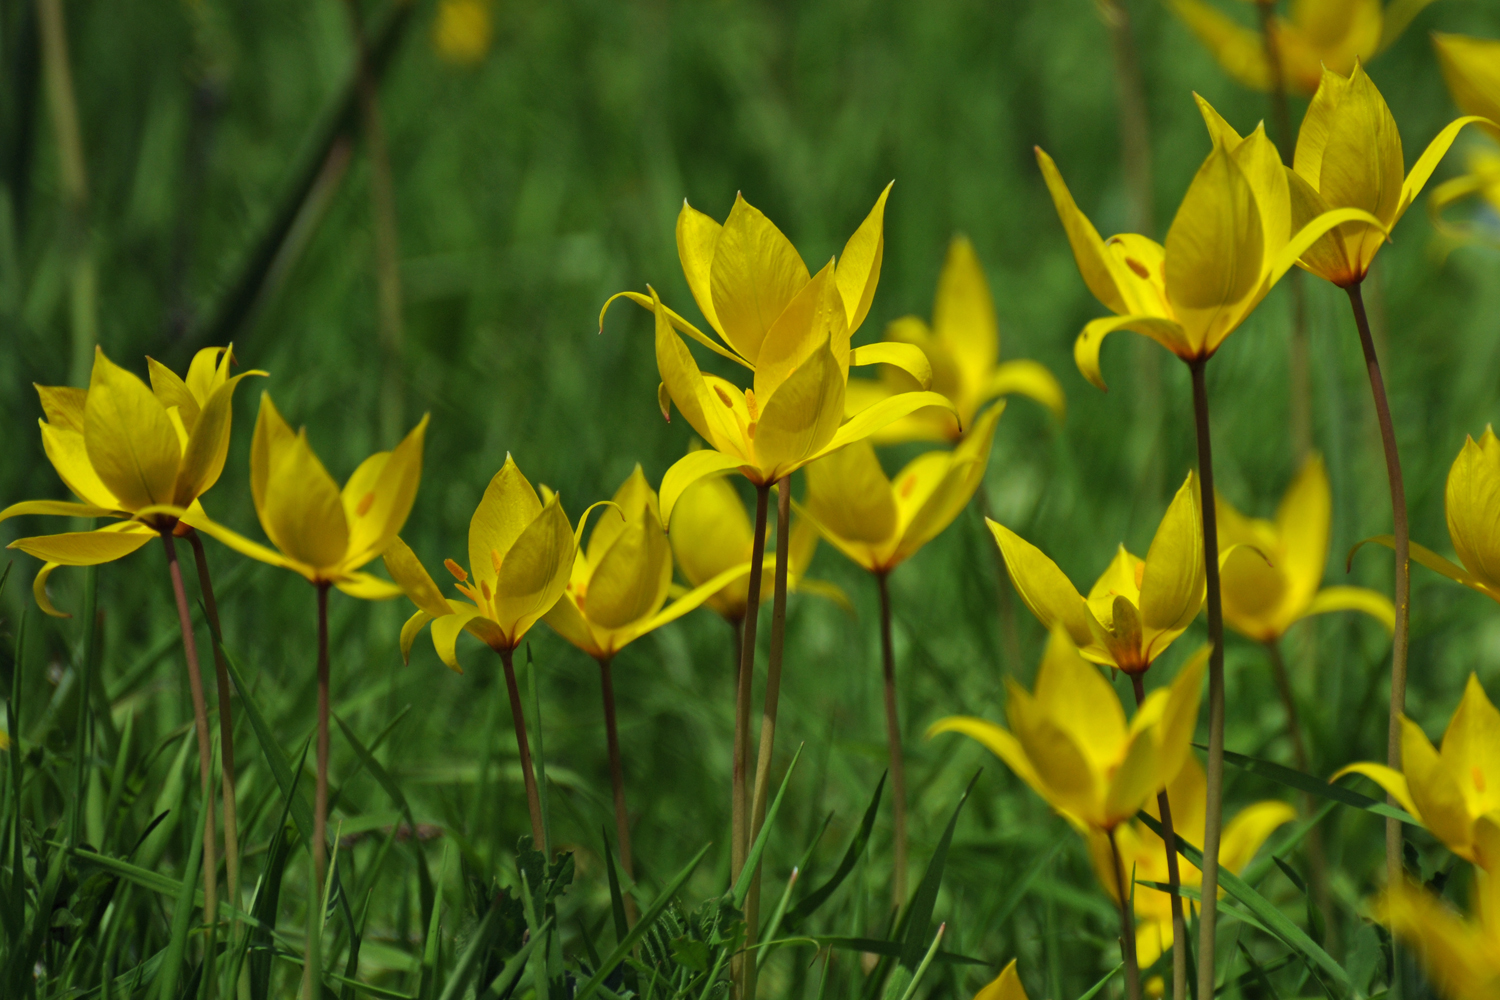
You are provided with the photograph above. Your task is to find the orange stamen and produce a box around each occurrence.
[444,558,468,582]
[356,491,376,517]
[1475,766,1488,794]
[481,580,493,603]
[1134,562,1146,590]
[715,385,734,408]
[899,474,917,499]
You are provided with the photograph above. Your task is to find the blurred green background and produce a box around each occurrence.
[2,0,1500,995]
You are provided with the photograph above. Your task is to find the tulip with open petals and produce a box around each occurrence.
[971,959,1029,1000]
[1091,756,1296,966]
[1335,674,1500,870]
[846,236,1063,442]
[990,472,1206,675]
[1287,64,1492,288]
[1218,453,1393,642]
[1378,873,1500,1000]
[930,631,1205,832]
[2,345,263,615]
[1038,96,1376,391]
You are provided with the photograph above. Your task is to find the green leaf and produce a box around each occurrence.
[900,771,980,969]
[989,838,1064,929]
[602,826,629,946]
[436,884,507,1000]
[1077,963,1123,1000]
[475,917,550,1000]
[731,743,805,908]
[783,773,884,932]
[153,787,207,1000]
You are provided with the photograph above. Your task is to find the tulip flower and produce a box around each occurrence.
[801,402,1003,901]
[1170,0,1427,96]
[542,464,751,882]
[432,0,492,65]
[383,454,578,847]
[989,471,1205,675]
[667,471,848,627]
[931,631,1205,1000]
[1090,756,1295,966]
[972,959,1029,1000]
[1,344,263,956]
[1335,674,1500,871]
[1377,873,1500,1000]
[1429,35,1500,246]
[845,236,1064,443]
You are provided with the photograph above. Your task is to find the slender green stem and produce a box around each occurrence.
[875,571,909,908]
[1346,282,1410,893]
[496,645,546,848]
[745,476,792,1000]
[189,530,241,926]
[1107,827,1143,1000]
[1187,357,1226,1000]
[1132,674,1185,1000]
[597,656,637,924]
[305,581,332,1000]
[161,529,218,997]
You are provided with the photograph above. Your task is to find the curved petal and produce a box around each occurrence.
[432,603,487,670]
[1157,646,1209,784]
[249,392,296,519]
[710,193,811,363]
[1440,674,1500,821]
[661,450,748,528]
[1331,762,1422,822]
[400,609,435,665]
[1432,33,1500,128]
[804,439,897,546]
[1354,534,1496,600]
[382,536,453,619]
[1170,0,1273,90]
[987,519,1095,650]
[469,454,543,591]
[179,509,304,576]
[676,199,725,338]
[892,402,1003,565]
[1397,116,1497,223]
[981,360,1065,420]
[620,559,756,649]
[752,342,846,480]
[542,594,604,659]
[1275,453,1332,612]
[755,262,843,403]
[36,384,87,432]
[1402,714,1476,856]
[1034,628,1128,770]
[815,390,957,457]
[346,413,430,568]
[791,577,853,614]
[147,356,201,428]
[1446,431,1500,590]
[1139,471,1207,639]
[1034,147,1130,314]
[1318,65,1405,230]
[1299,585,1395,632]
[972,959,1029,1000]
[1105,724,1166,826]
[172,370,263,507]
[492,495,575,645]
[651,288,740,451]
[599,289,751,369]
[32,561,68,618]
[1073,315,1191,392]
[1277,207,1389,288]
[848,342,932,390]
[8,527,155,566]
[835,181,891,335]
[0,500,120,522]
[1218,801,1297,874]
[261,428,348,570]
[931,235,999,381]
[585,511,672,629]
[84,347,181,511]
[1004,684,1100,822]
[334,572,406,601]
[39,421,119,509]
[927,716,1050,808]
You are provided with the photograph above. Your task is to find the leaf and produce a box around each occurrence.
[988,838,1064,929]
[1077,964,1124,1000]
[437,878,507,1000]
[602,827,629,946]
[900,771,980,969]
[790,936,988,966]
[1204,743,1418,824]
[152,787,207,1000]
[475,918,551,1000]
[732,743,805,908]
[783,773,884,931]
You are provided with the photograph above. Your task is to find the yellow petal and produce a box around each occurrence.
[1294,66,1351,190]
[1433,33,1500,129]
[584,508,673,629]
[1285,166,1353,284]
[542,593,604,659]
[345,414,430,569]
[834,181,891,335]
[1271,453,1331,610]
[469,454,543,590]
[432,603,487,669]
[84,347,182,511]
[652,288,739,452]
[184,346,228,405]
[892,402,1003,566]
[1376,882,1496,1000]
[981,360,1065,421]
[660,449,748,528]
[814,389,957,458]
[667,470,752,587]
[616,558,757,653]
[926,715,1051,812]
[602,289,752,368]
[1105,723,1166,826]
[1006,684,1103,823]
[32,561,68,617]
[804,439,897,546]
[1033,628,1128,771]
[1073,315,1192,392]
[172,371,262,507]
[754,260,844,404]
[1171,0,1273,90]
[1330,761,1422,821]
[1156,646,1209,785]
[1086,544,1143,626]
[1231,123,1292,261]
[753,340,845,480]
[1034,147,1130,315]
[1139,471,1206,653]
[1403,714,1476,857]
[848,342,932,390]
[932,235,999,388]
[1396,116,1496,224]
[249,393,296,519]
[709,193,811,364]
[492,494,575,646]
[1440,674,1500,821]
[0,500,119,522]
[399,609,435,666]
[334,572,406,601]
[676,199,724,337]
[972,959,1029,1000]
[987,519,1094,649]
[147,357,201,430]
[36,383,86,432]
[584,465,657,568]
[38,421,119,509]
[1300,585,1394,632]
[1220,543,1289,642]
[1315,64,1403,275]
[177,508,301,578]
[1218,800,1297,874]
[8,526,155,566]
[1447,431,1500,590]
[382,536,453,620]
[260,427,349,570]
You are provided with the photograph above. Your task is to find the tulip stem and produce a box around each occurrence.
[597,656,637,924]
[875,570,909,908]
[308,581,332,1000]
[1346,281,1410,894]
[1187,356,1226,1000]
[1131,675,1185,1000]
[498,645,547,849]
[189,530,241,931]
[1107,827,1143,1000]
[731,484,770,1000]
[161,529,219,996]
[746,476,793,1000]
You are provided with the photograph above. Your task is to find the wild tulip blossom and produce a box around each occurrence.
[1091,756,1295,966]
[972,959,1029,1000]
[432,0,492,65]
[3,345,262,615]
[845,236,1064,443]
[989,471,1205,675]
[1335,674,1500,871]
[1378,873,1500,1000]
[1429,34,1500,239]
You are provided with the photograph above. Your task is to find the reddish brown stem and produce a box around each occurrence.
[1133,674,1186,1000]
[1108,827,1143,1000]
[876,571,909,908]
[499,645,546,848]
[598,656,637,923]
[188,530,240,913]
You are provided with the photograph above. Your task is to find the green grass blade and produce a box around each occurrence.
[785,775,884,932]
[899,770,980,969]
[766,936,987,966]
[525,644,552,856]
[989,839,1063,929]
[1206,743,1417,825]
[474,916,550,1000]
[221,642,316,847]
[601,826,628,946]
[1077,963,1123,1000]
[895,924,944,1000]
[435,883,505,1000]
[153,787,208,1000]
[732,743,805,908]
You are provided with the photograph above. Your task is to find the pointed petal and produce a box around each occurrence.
[1156,646,1209,784]
[972,959,1030,1000]
[1006,686,1104,824]
[1105,724,1166,826]
[1074,315,1192,391]
[1401,714,1476,856]
[932,235,999,383]
[184,346,228,404]
[382,536,453,619]
[816,390,957,457]
[621,558,756,651]
[346,414,429,568]
[835,181,891,335]
[1446,431,1500,590]
[1139,471,1207,640]
[172,371,261,507]
[1300,586,1394,632]
[1033,628,1128,770]
[36,384,86,432]
[1440,674,1500,821]
[179,509,304,575]
[651,288,740,452]
[927,716,1051,810]
[399,609,435,665]
[1331,761,1422,821]
[38,421,119,509]
[249,393,295,519]
[601,289,752,368]
[492,494,575,646]
[1295,67,1350,186]
[0,500,119,522]
[8,527,155,566]
[584,511,673,629]
[987,519,1095,649]
[1397,116,1494,223]
[334,572,406,600]
[804,439,897,547]
[147,357,201,429]
[660,450,747,528]
[754,261,844,403]
[676,199,724,337]
[1034,147,1130,314]
[892,402,1003,565]
[469,454,543,590]
[84,347,182,510]
[542,593,604,658]
[1218,801,1297,873]
[848,342,932,390]
[1274,454,1331,613]
[710,194,811,363]
[981,360,1065,420]
[754,340,846,480]
[32,561,68,617]
[261,428,348,570]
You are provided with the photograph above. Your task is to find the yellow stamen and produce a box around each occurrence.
[744,387,759,421]
[490,548,503,574]
[714,385,734,408]
[444,558,468,582]
[481,580,493,603]
[1474,766,1487,794]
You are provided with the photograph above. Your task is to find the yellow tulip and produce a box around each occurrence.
[845,236,1064,443]
[989,472,1205,675]
[1434,33,1500,129]
[667,472,848,623]
[803,402,1003,574]
[1090,756,1296,966]
[1038,95,1374,391]
[1377,874,1500,1000]
[929,630,1206,832]
[600,189,954,519]
[1170,0,1430,96]
[541,465,752,661]
[432,0,492,66]
[2,345,263,616]
[383,455,578,667]
[184,392,427,599]
[1218,453,1393,642]
[1287,63,1492,288]
[1335,674,1500,869]
[971,959,1029,1000]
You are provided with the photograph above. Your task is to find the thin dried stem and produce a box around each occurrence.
[1108,827,1143,1000]
[1132,674,1185,1000]
[876,571,909,908]
[498,645,546,847]
[189,530,241,921]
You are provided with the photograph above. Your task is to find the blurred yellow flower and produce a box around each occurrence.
[433,0,492,66]
[971,958,1029,1000]
[845,236,1063,443]
[1170,0,1432,95]
[2,346,263,616]
[1434,33,1500,128]
[383,455,576,668]
[601,189,952,519]
[542,465,751,661]
[989,472,1205,674]
[1091,756,1295,966]
[929,630,1206,831]
[186,393,426,599]
[1335,674,1500,869]
[1288,63,1490,287]
[1218,453,1393,642]
[1038,95,1371,390]
[667,472,847,623]
[802,402,1003,574]
[1378,874,1500,1000]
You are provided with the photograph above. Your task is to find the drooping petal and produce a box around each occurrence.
[972,959,1030,1000]
[804,439,897,547]
[0,500,120,522]
[1218,801,1297,874]
[432,603,488,669]
[1139,472,1207,648]
[334,572,406,600]
[84,347,182,511]
[600,289,752,368]
[987,520,1095,649]
[1034,147,1130,315]
[676,199,725,338]
[147,357,201,430]
[932,235,999,389]
[249,393,296,519]
[36,384,87,432]
[1396,116,1494,224]
[660,449,748,528]
[172,370,262,507]
[261,429,349,571]
[848,343,932,390]
[814,390,957,459]
[1332,761,1422,820]
[834,181,891,335]
[32,561,68,617]
[179,508,303,576]
[981,360,1065,421]
[382,536,454,619]
[1073,315,1193,391]
[399,609,435,665]
[652,288,740,452]
[492,494,575,646]
[8,527,155,566]
[753,340,846,480]
[469,454,543,591]
[709,193,811,363]
[1299,586,1394,632]
[926,716,1050,808]
[345,414,430,569]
